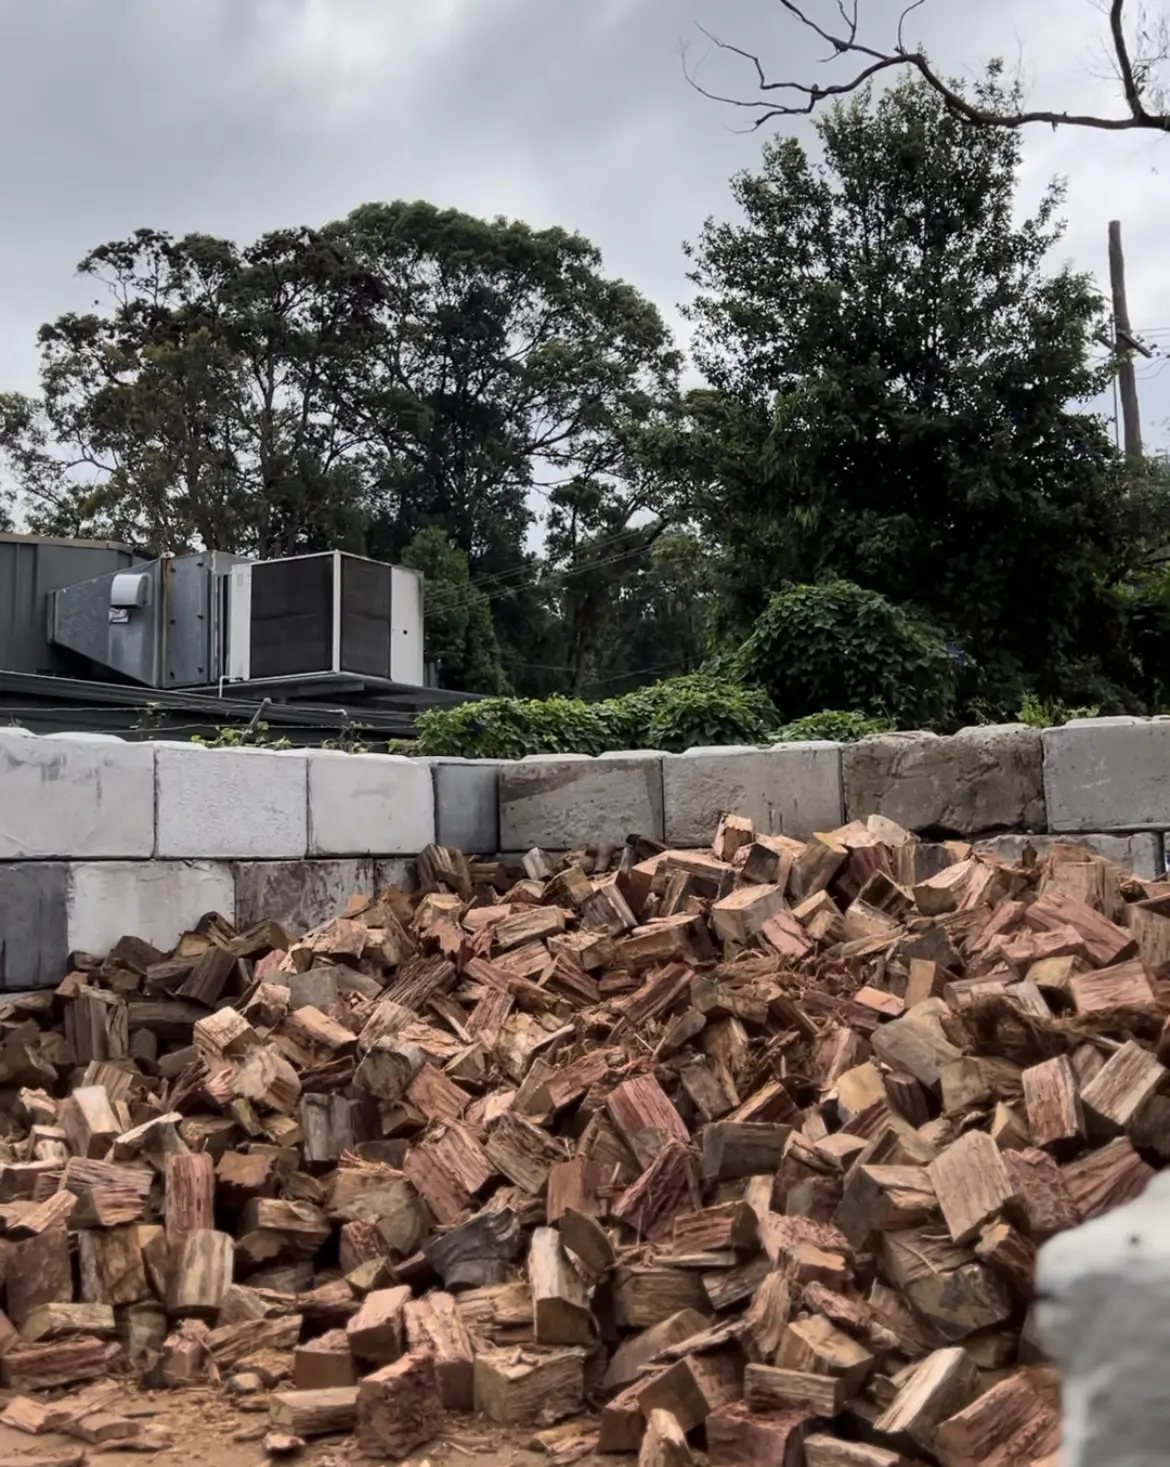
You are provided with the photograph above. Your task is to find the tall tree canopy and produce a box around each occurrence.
[654,70,1145,705]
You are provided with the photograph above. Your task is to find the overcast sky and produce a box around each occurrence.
[1,0,1167,453]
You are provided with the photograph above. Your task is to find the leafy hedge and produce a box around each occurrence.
[411,674,778,759]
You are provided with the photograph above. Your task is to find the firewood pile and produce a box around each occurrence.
[1,814,1168,1466]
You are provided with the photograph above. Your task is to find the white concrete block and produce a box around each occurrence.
[66,860,235,956]
[307,751,434,855]
[499,752,664,850]
[0,728,154,859]
[154,744,308,859]
[1044,718,1170,831]
[1035,1169,1166,1467]
[663,743,844,847]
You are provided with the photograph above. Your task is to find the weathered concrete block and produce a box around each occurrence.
[374,858,417,893]
[1044,717,1170,832]
[428,759,501,852]
[0,729,154,859]
[843,724,1045,836]
[976,831,1165,880]
[66,860,235,957]
[499,752,664,850]
[155,744,308,859]
[663,743,843,846]
[233,859,375,935]
[307,751,434,856]
[0,862,69,989]
[1036,1169,1165,1467]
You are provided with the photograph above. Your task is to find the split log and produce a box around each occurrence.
[529,1228,594,1345]
[165,1152,215,1244]
[404,1291,474,1410]
[743,1362,845,1416]
[346,1284,411,1363]
[706,1403,809,1467]
[167,1229,233,1317]
[473,1346,586,1424]
[639,1408,692,1467]
[355,1351,443,1459]
[268,1387,359,1438]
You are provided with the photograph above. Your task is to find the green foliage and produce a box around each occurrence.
[191,722,292,750]
[659,67,1136,701]
[412,673,776,758]
[400,528,508,694]
[773,710,895,743]
[602,674,777,752]
[736,581,956,727]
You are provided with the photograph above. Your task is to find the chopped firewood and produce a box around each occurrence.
[608,1075,690,1171]
[7,1228,73,1326]
[2,1338,109,1391]
[804,1437,913,1467]
[973,1220,1035,1297]
[701,1122,790,1181]
[529,1227,594,1345]
[403,1291,474,1410]
[932,1368,1060,1467]
[473,1346,586,1425]
[166,1229,233,1317]
[355,1351,442,1459]
[485,1113,569,1194]
[346,1284,410,1363]
[1068,959,1158,1023]
[613,1266,712,1329]
[1022,1056,1085,1152]
[613,1139,702,1241]
[873,1346,979,1452]
[20,1302,116,1343]
[165,1151,214,1243]
[927,1130,1018,1244]
[59,1087,120,1160]
[635,1346,744,1434]
[775,1315,874,1394]
[639,1407,693,1467]
[671,1201,759,1253]
[293,1330,357,1390]
[268,1387,359,1438]
[1079,1039,1166,1137]
[744,1362,845,1416]
[559,1206,614,1274]
[1062,1135,1155,1219]
[706,1403,809,1467]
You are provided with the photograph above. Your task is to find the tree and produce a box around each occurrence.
[399,527,509,694]
[0,228,381,554]
[689,0,1170,135]
[672,71,1144,707]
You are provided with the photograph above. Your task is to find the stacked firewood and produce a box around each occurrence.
[0,813,1168,1466]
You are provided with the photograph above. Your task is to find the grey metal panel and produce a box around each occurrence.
[50,561,165,685]
[0,539,140,676]
[163,552,240,687]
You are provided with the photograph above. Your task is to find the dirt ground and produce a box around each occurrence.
[0,1384,611,1467]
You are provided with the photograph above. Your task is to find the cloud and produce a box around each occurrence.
[0,0,1164,442]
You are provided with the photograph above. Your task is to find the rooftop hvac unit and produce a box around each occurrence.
[227,551,424,686]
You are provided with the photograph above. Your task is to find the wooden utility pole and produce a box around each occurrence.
[1108,220,1143,459]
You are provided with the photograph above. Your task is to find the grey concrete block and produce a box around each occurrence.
[499,752,664,850]
[0,862,69,988]
[843,724,1045,836]
[428,759,501,853]
[975,831,1165,880]
[67,860,235,957]
[1036,1169,1170,1467]
[375,858,417,892]
[155,744,309,859]
[0,729,154,859]
[232,859,374,936]
[1044,718,1170,832]
[307,751,434,855]
[662,742,843,846]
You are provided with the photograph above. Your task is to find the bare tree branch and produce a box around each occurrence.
[685,0,1170,132]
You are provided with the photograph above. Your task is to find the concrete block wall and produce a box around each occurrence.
[3,717,1170,988]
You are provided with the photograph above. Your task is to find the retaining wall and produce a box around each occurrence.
[2,717,1168,988]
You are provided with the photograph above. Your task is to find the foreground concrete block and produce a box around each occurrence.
[308,751,434,856]
[663,743,843,846]
[976,831,1165,880]
[0,862,69,988]
[499,752,664,850]
[843,724,1045,836]
[428,759,501,852]
[233,859,375,935]
[374,858,417,893]
[1044,717,1170,832]
[1036,1169,1166,1467]
[0,728,154,859]
[155,744,308,859]
[66,860,236,958]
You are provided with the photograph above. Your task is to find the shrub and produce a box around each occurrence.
[773,710,895,743]
[611,674,777,753]
[736,580,956,728]
[411,674,778,758]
